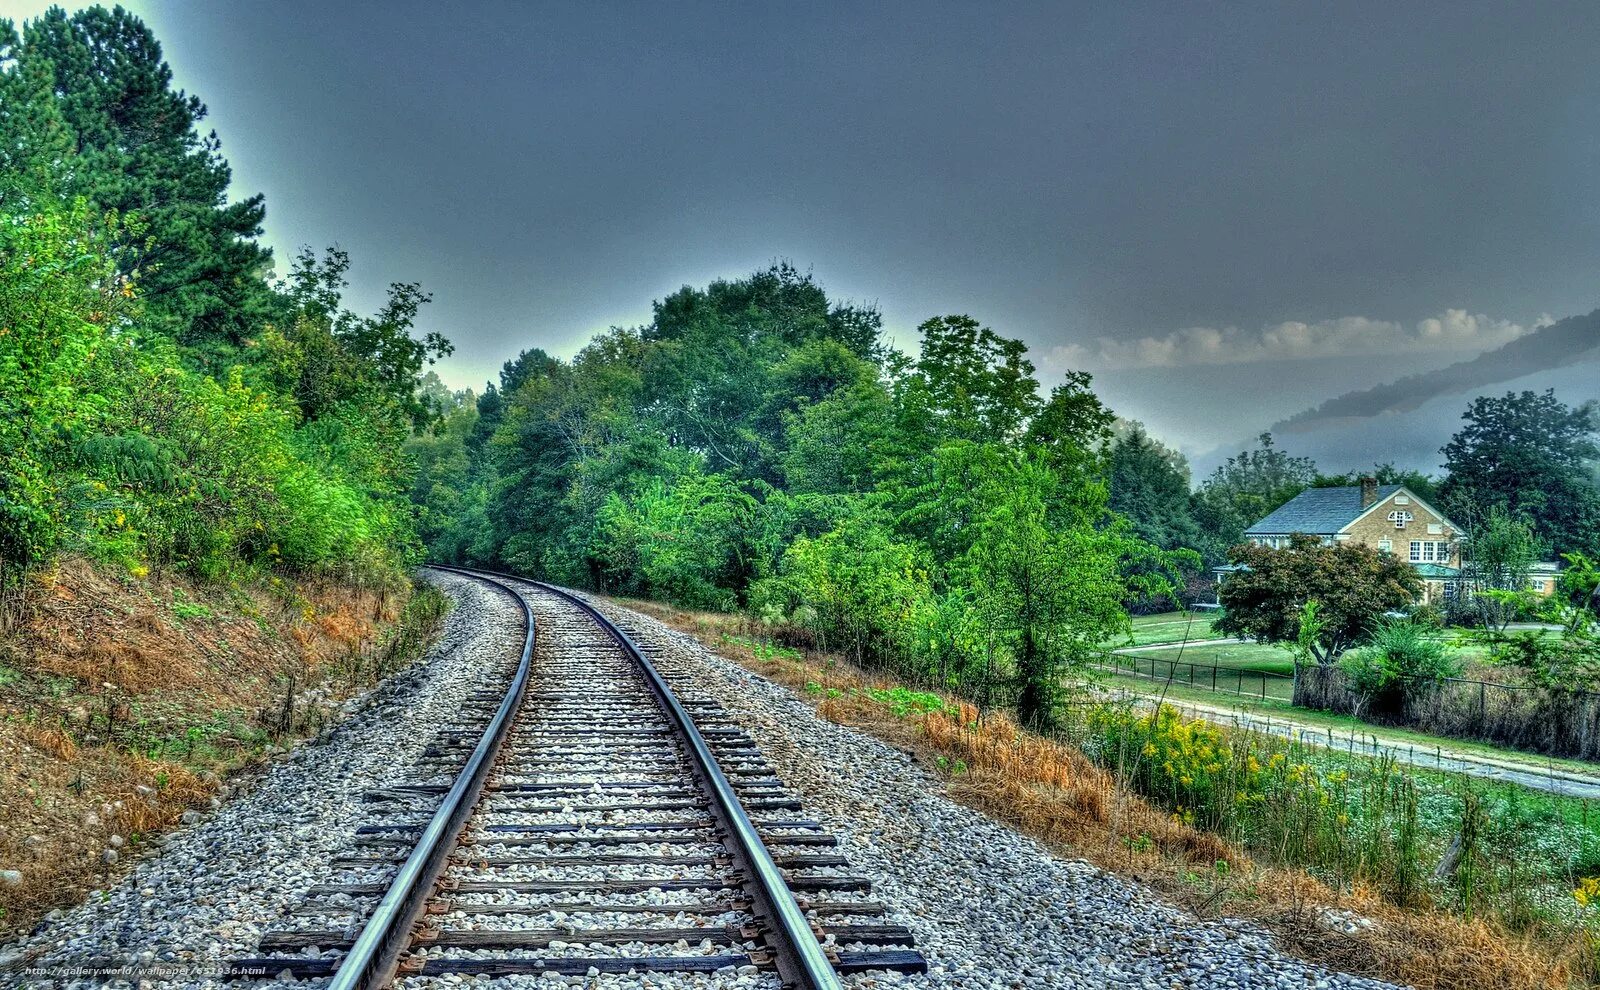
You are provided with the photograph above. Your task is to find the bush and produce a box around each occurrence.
[0,202,419,591]
[1340,619,1462,719]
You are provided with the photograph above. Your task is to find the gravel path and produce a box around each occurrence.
[0,571,522,989]
[574,591,1404,990]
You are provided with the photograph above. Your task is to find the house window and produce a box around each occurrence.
[1409,540,1450,563]
[1388,510,1413,529]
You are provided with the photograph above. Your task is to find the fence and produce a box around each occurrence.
[1096,652,1294,702]
[1097,651,1600,762]
[1296,665,1600,761]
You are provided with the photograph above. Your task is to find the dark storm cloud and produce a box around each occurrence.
[7,0,1598,454]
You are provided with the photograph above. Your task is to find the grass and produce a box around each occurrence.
[1120,640,1298,674]
[1122,611,1494,671]
[1117,611,1221,647]
[0,559,451,937]
[621,596,1578,990]
[1101,664,1296,702]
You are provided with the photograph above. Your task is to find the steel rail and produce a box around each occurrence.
[327,566,536,990]
[514,575,844,990]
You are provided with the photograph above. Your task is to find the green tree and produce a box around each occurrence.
[894,315,1041,447]
[0,18,75,204]
[1217,535,1422,701]
[18,5,275,364]
[1439,389,1600,557]
[1109,422,1201,551]
[1193,433,1318,562]
[958,452,1159,727]
[1458,507,1538,633]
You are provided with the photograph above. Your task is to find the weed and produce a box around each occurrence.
[866,686,955,718]
[169,589,214,621]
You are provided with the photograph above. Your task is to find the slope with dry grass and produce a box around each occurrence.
[0,558,446,937]
[619,596,1571,990]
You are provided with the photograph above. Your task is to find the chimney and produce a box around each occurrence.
[1360,476,1378,509]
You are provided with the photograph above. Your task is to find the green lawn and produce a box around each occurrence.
[1118,611,1221,647]
[1121,640,1297,675]
[1104,650,1296,700]
[1122,611,1497,672]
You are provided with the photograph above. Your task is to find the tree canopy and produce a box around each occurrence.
[0,6,447,592]
[1439,390,1600,557]
[413,265,1189,727]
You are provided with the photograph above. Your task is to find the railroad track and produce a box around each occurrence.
[231,566,926,988]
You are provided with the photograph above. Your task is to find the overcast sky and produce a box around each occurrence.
[5,1,1598,467]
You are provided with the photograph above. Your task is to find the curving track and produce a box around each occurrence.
[232,567,925,988]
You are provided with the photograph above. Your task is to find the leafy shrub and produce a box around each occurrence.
[1340,618,1461,718]
[0,202,420,590]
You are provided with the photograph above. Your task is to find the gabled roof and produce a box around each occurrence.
[1245,484,1403,536]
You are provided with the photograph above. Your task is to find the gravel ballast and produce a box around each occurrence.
[0,571,521,989]
[0,573,1402,990]
[568,589,1404,990]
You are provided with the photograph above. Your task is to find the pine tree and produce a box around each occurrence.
[19,6,274,366]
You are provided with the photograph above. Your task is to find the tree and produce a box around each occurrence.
[1109,423,1201,551]
[1217,536,1422,702]
[1439,390,1600,557]
[0,18,74,204]
[1024,371,1115,477]
[895,315,1041,447]
[1458,507,1538,633]
[18,5,275,364]
[948,449,1185,727]
[959,453,1146,727]
[1193,433,1318,562]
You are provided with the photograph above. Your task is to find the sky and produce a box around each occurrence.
[5,0,1599,471]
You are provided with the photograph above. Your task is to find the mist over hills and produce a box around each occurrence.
[1185,309,1600,477]
[1276,309,1600,433]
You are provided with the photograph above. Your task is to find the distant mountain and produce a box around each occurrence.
[1276,308,1600,433]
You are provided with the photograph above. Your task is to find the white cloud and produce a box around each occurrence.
[1048,309,1539,372]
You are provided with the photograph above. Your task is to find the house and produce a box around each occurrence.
[1242,477,1464,603]
[1220,477,1562,604]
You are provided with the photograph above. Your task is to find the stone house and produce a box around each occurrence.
[1225,477,1563,604]
[1241,477,1464,603]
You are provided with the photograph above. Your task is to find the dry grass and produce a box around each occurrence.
[0,557,440,936]
[618,596,1570,990]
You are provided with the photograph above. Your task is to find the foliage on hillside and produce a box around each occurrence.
[0,8,447,594]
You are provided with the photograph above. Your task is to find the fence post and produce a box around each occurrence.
[1211,664,1217,691]
[1261,671,1266,700]
[1478,680,1486,727]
